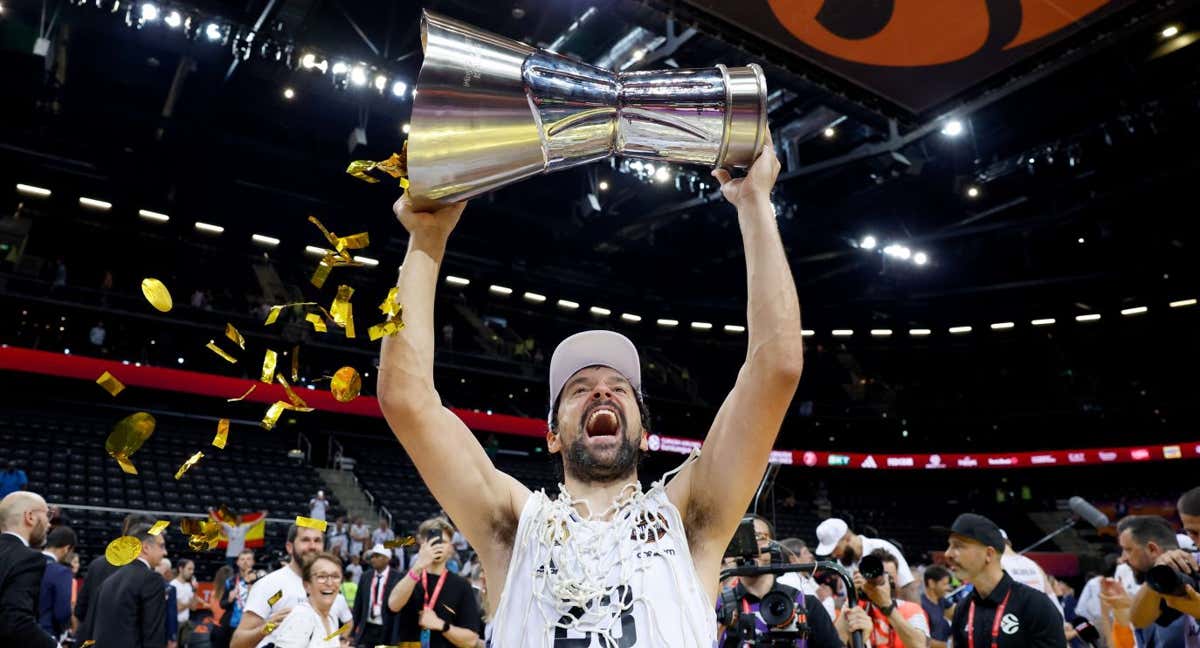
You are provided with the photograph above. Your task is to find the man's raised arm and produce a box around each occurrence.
[377,196,528,557]
[667,134,805,562]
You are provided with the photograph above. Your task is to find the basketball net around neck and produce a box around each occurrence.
[520,449,701,647]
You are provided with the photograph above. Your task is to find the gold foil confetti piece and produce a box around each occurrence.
[276,375,310,409]
[225,323,246,350]
[383,536,416,549]
[260,349,277,384]
[174,450,205,480]
[263,621,279,635]
[305,312,328,333]
[106,412,155,475]
[96,371,125,397]
[310,256,333,289]
[180,518,221,552]
[81,642,95,647]
[330,366,362,403]
[228,384,256,402]
[295,516,328,532]
[379,148,407,179]
[291,345,300,382]
[337,232,370,252]
[323,621,352,641]
[330,285,356,339]
[179,518,205,536]
[368,319,404,342]
[346,159,383,183]
[378,287,401,316]
[267,590,283,606]
[148,520,170,536]
[212,419,230,449]
[265,305,283,325]
[261,401,289,430]
[206,340,238,364]
[400,176,410,189]
[307,215,338,246]
[105,536,142,566]
[140,278,173,312]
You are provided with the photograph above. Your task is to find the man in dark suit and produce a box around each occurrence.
[93,523,170,648]
[39,525,76,639]
[75,512,155,644]
[0,490,56,648]
[352,543,403,647]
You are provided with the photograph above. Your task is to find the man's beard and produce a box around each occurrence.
[30,520,48,548]
[562,402,640,485]
[291,546,319,566]
[840,546,858,567]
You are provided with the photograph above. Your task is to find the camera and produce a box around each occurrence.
[759,590,797,628]
[1146,564,1200,597]
[718,518,811,647]
[858,554,884,581]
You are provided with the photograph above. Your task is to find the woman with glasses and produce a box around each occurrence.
[269,552,347,648]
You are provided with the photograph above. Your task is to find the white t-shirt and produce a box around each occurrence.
[268,601,341,648]
[1001,552,1064,617]
[345,562,363,585]
[371,527,395,547]
[776,572,834,619]
[223,522,249,557]
[860,537,915,588]
[348,524,369,555]
[243,566,351,648]
[308,498,327,522]
[171,580,194,624]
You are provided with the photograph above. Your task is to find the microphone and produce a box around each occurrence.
[1068,496,1110,529]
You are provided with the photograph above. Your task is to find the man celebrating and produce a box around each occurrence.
[231,524,334,648]
[379,137,802,646]
[939,513,1065,648]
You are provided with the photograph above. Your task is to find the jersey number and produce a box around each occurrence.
[553,586,638,647]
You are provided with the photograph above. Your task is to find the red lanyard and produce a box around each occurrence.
[421,569,449,611]
[967,590,1012,648]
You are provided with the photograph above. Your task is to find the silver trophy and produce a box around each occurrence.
[406,10,769,208]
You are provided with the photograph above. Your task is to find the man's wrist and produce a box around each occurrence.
[441,620,451,633]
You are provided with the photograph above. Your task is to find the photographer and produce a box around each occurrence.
[1114,515,1191,648]
[717,515,843,647]
[816,519,918,602]
[1129,512,1200,643]
[834,549,929,648]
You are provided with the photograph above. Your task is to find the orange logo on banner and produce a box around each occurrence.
[766,0,1112,67]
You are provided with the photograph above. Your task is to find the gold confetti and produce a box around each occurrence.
[264,302,319,325]
[148,520,170,536]
[383,536,416,549]
[276,375,309,409]
[105,412,156,476]
[225,323,246,350]
[323,621,352,641]
[346,159,382,184]
[307,215,370,253]
[296,516,328,532]
[212,419,229,449]
[81,642,95,647]
[330,366,362,403]
[206,341,238,364]
[95,371,125,397]
[311,256,333,289]
[330,285,356,339]
[260,401,289,430]
[379,287,401,317]
[267,590,283,606]
[291,345,300,382]
[227,384,257,402]
[260,349,277,384]
[140,278,173,312]
[174,450,205,480]
[180,518,221,551]
[263,621,278,635]
[305,312,328,333]
[368,319,405,341]
[105,536,142,566]
[346,150,407,186]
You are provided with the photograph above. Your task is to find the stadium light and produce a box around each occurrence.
[590,306,612,316]
[831,329,853,337]
[949,326,972,334]
[621,313,642,323]
[598,181,609,191]
[966,186,980,198]
[204,23,222,41]
[140,3,159,22]
[251,234,280,247]
[990,322,1015,330]
[164,10,182,28]
[870,329,892,337]
[723,324,745,333]
[802,329,816,337]
[1169,298,1197,308]
[79,197,112,211]
[489,285,513,296]
[352,255,378,266]
[941,119,964,137]
[283,87,295,100]
[690,322,713,331]
[523,292,546,303]
[305,245,329,256]
[656,318,679,328]
[194,222,224,234]
[913,252,928,266]
[557,299,579,310]
[138,209,169,223]
[401,123,410,134]
[17,183,51,197]
[392,81,408,97]
[1162,25,1181,38]
[445,275,470,286]
[860,235,877,250]
[1031,318,1056,326]
[909,329,931,336]
[823,127,836,139]
[1075,313,1101,322]
[1120,306,1147,316]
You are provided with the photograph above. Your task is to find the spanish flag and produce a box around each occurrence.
[210,509,267,549]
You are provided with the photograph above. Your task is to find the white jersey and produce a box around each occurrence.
[1001,552,1063,617]
[491,470,716,648]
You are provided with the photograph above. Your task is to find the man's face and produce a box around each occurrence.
[143,535,168,568]
[27,501,50,548]
[422,531,453,564]
[548,366,647,485]
[370,553,390,571]
[237,552,254,572]
[834,534,855,565]
[180,562,194,581]
[1117,529,1158,579]
[753,519,772,566]
[378,519,388,529]
[928,576,952,598]
[289,528,325,564]
[796,545,815,563]
[945,535,990,582]
[1181,513,1200,548]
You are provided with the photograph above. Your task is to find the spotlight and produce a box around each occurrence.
[1162,25,1180,39]
[332,61,349,75]
[140,3,159,22]
[655,167,670,182]
[374,74,387,91]
[860,235,877,250]
[164,10,182,28]
[350,66,367,86]
[644,163,656,175]
[913,251,928,265]
[598,181,609,191]
[391,81,407,97]
[1077,237,1085,244]
[204,22,222,41]
[300,53,316,69]
[823,127,836,139]
[283,87,295,100]
[966,186,980,198]
[941,119,964,137]
[401,123,410,134]
[177,356,185,364]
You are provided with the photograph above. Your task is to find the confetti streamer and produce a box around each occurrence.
[205,341,238,364]
[383,536,416,549]
[260,349,277,384]
[291,345,300,382]
[105,412,155,475]
[368,319,404,341]
[323,622,352,641]
[261,401,288,430]
[148,520,170,536]
[227,384,256,402]
[276,375,309,409]
[140,278,173,312]
[378,287,401,317]
[305,312,328,333]
[329,285,356,339]
[330,366,362,403]
[95,371,125,397]
[105,536,142,566]
[295,516,328,532]
[225,323,246,350]
[212,419,229,449]
[174,451,205,480]
[267,590,283,606]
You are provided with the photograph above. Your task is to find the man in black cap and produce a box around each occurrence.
[938,513,1065,648]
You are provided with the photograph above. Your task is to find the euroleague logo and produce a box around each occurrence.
[1000,613,1020,635]
[765,0,1114,67]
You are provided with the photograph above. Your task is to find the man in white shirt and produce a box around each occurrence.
[998,530,1064,617]
[171,558,202,646]
[328,517,349,560]
[229,523,351,648]
[348,516,370,559]
[371,518,395,548]
[815,518,917,600]
[213,509,263,568]
[308,491,328,522]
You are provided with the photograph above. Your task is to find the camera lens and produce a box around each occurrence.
[859,554,884,581]
[1146,564,1197,597]
[759,590,795,628]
